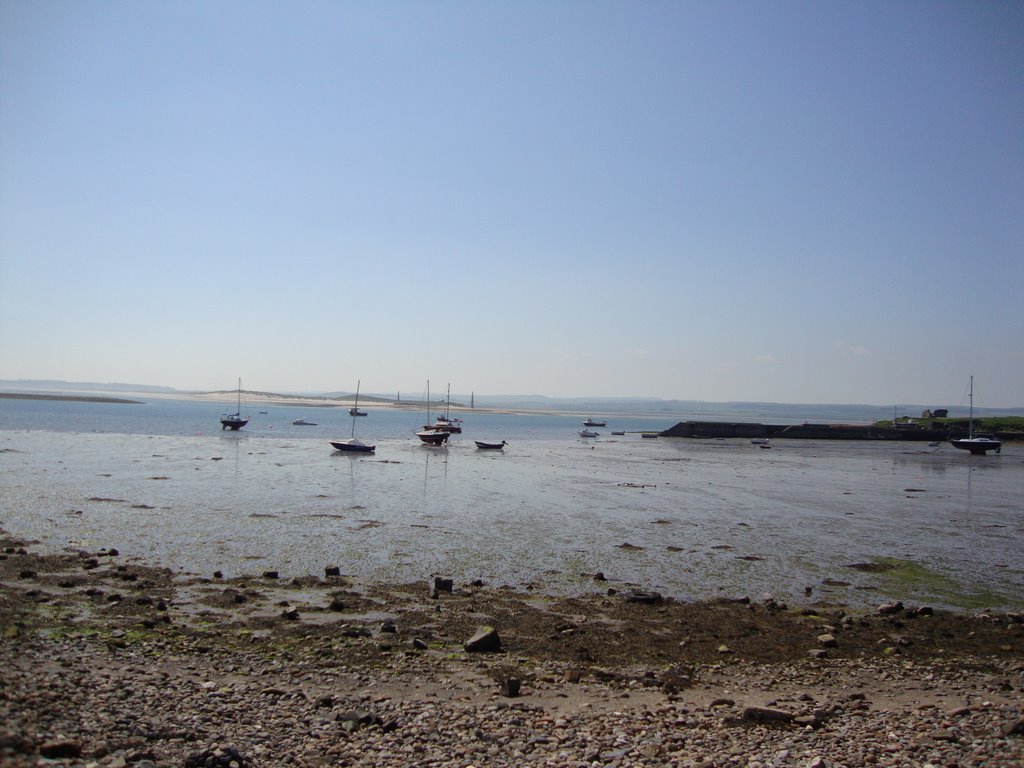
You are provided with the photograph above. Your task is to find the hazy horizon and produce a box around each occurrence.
[2,377,1021,413]
[2,3,1021,407]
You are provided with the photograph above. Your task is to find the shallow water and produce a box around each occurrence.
[2,412,1021,610]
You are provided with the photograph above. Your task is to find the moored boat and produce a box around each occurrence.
[951,376,1001,455]
[583,418,607,427]
[417,381,451,445]
[330,438,375,453]
[220,378,250,431]
[474,440,507,450]
[331,380,375,453]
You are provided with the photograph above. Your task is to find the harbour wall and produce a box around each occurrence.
[659,421,949,441]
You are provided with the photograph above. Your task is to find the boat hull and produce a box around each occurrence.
[474,440,507,450]
[330,440,375,453]
[951,438,1001,455]
[417,430,450,445]
[220,417,249,431]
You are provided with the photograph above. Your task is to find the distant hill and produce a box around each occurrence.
[3,380,1021,423]
[0,379,180,395]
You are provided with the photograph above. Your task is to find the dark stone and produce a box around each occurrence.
[434,577,454,593]
[623,590,664,605]
[500,678,521,697]
[281,608,300,620]
[742,706,795,724]
[593,571,607,581]
[262,570,279,579]
[39,739,81,759]
[1004,716,1024,737]
[878,601,904,615]
[464,625,502,653]
[213,570,223,579]
[412,638,428,650]
[324,565,341,577]
[328,597,346,612]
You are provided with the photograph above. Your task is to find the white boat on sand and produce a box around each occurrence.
[950,376,1001,455]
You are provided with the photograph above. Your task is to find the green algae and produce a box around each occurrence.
[864,556,1019,610]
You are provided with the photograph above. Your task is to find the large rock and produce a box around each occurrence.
[464,625,502,652]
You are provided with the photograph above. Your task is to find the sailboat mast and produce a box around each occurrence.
[237,378,242,414]
[968,375,974,439]
[351,380,360,438]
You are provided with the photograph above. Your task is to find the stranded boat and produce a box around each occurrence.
[220,378,250,431]
[951,376,1001,455]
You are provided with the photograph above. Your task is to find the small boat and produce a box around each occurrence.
[751,438,770,446]
[330,438,375,453]
[610,431,625,436]
[424,385,462,432]
[220,378,250,431]
[579,428,599,438]
[348,407,367,417]
[417,429,450,445]
[475,440,507,450]
[641,432,659,439]
[292,417,317,426]
[331,380,375,453]
[951,376,1001,455]
[583,418,607,427]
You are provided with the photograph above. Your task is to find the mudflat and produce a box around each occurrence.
[2,536,1022,767]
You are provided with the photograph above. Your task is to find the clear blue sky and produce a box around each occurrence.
[2,1,1022,406]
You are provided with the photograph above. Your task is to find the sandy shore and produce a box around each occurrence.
[2,533,1022,767]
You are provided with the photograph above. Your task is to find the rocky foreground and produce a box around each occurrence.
[1,536,1022,768]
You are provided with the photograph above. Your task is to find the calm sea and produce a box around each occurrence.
[1,395,1021,611]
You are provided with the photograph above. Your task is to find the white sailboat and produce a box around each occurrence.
[330,380,375,453]
[950,376,1001,455]
[220,378,250,431]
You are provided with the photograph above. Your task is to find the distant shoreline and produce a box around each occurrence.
[0,392,143,405]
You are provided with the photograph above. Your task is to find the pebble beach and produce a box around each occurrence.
[2,537,1022,768]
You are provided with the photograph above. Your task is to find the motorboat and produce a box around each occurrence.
[579,428,599,438]
[348,407,367,417]
[292,417,317,426]
[425,386,462,432]
[474,440,507,450]
[583,418,607,427]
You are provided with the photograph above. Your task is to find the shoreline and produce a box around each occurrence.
[2,534,1022,766]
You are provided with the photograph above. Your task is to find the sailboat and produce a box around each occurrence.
[416,380,450,445]
[330,380,375,453]
[423,383,462,433]
[950,376,1001,455]
[220,378,250,430]
[348,381,368,417]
